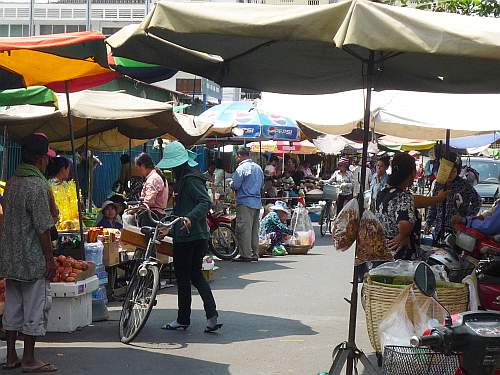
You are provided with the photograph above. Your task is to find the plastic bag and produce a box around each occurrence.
[355,210,392,265]
[378,285,415,349]
[272,245,287,256]
[369,260,449,282]
[379,285,447,350]
[332,198,359,252]
[289,206,315,247]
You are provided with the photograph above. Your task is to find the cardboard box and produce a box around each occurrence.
[76,262,96,282]
[103,241,120,266]
[121,227,174,256]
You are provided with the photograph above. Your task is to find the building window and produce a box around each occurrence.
[40,24,86,35]
[176,79,202,95]
[0,24,30,37]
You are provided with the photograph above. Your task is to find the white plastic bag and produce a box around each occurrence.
[369,260,449,282]
[379,286,415,349]
[355,210,392,265]
[379,286,447,350]
[290,206,315,247]
[332,198,359,252]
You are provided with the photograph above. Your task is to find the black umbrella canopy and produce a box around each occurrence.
[107,0,500,95]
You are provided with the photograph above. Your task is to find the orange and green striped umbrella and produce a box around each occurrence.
[0,31,113,91]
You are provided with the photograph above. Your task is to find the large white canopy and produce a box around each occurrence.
[260,91,500,140]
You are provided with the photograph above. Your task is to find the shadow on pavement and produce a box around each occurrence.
[44,309,318,348]
[36,346,231,375]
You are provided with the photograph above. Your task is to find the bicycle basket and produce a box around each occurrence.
[322,185,338,201]
[382,346,459,375]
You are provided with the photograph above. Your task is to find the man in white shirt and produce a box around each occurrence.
[352,161,372,198]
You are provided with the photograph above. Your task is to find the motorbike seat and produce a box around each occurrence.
[140,226,155,237]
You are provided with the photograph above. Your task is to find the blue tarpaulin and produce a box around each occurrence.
[449,132,500,149]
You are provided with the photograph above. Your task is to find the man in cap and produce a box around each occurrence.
[231,147,264,262]
[0,133,58,373]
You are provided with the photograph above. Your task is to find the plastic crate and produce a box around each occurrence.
[47,292,92,333]
[50,276,99,298]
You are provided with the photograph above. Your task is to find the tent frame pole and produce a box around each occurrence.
[65,82,85,241]
[329,51,379,375]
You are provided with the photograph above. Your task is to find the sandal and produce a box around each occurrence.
[204,323,223,333]
[22,363,58,373]
[2,361,21,370]
[161,323,189,331]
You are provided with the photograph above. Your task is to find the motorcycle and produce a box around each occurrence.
[410,262,500,375]
[476,258,500,312]
[207,209,239,260]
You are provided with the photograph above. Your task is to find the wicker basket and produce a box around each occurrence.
[285,245,311,255]
[361,276,469,354]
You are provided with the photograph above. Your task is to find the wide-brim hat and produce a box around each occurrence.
[101,200,118,211]
[270,200,289,214]
[156,141,198,169]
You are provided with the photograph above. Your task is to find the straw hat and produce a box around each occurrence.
[156,141,198,169]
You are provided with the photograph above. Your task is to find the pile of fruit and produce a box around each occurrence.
[52,255,92,283]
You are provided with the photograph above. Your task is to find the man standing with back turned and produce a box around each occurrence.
[0,133,58,373]
[231,147,264,262]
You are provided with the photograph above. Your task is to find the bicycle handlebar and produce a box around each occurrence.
[126,201,186,228]
[410,334,443,348]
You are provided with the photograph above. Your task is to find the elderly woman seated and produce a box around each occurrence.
[259,201,293,255]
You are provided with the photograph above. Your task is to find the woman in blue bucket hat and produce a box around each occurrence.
[158,141,222,333]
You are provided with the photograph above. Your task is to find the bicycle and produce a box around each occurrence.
[319,183,339,237]
[119,201,186,344]
[319,199,337,237]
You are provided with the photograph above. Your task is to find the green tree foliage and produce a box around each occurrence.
[391,0,500,17]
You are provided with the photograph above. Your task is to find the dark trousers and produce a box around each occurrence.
[173,239,217,325]
[336,194,353,215]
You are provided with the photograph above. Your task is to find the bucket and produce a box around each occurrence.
[435,158,454,184]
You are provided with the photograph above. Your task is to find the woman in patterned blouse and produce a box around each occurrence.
[259,201,293,250]
[425,153,480,243]
[375,153,418,260]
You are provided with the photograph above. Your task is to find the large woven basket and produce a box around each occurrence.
[361,276,469,354]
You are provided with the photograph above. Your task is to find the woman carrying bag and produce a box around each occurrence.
[158,141,222,333]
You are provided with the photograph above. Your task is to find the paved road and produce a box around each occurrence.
[2,226,378,375]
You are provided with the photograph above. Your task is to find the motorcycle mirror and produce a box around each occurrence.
[414,262,437,297]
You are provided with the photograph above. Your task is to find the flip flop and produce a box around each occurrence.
[204,323,223,333]
[22,363,58,373]
[2,361,21,370]
[161,323,189,331]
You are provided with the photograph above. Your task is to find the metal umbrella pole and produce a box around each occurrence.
[85,119,91,212]
[329,51,379,375]
[65,82,85,241]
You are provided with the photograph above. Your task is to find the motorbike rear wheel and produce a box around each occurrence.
[210,225,239,260]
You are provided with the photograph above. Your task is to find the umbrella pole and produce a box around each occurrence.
[259,141,262,167]
[85,119,91,212]
[329,51,378,375]
[445,129,451,157]
[65,82,85,241]
[128,138,132,182]
[1,126,8,181]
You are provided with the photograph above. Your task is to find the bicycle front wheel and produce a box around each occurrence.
[327,202,337,234]
[119,264,160,344]
[320,204,331,237]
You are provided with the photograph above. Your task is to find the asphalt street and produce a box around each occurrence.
[2,226,377,375]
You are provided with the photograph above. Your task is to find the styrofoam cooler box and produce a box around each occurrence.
[47,276,98,333]
[50,276,99,298]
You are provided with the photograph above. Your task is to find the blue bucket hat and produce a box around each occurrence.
[156,141,198,169]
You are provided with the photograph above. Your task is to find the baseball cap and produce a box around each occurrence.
[21,133,56,158]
